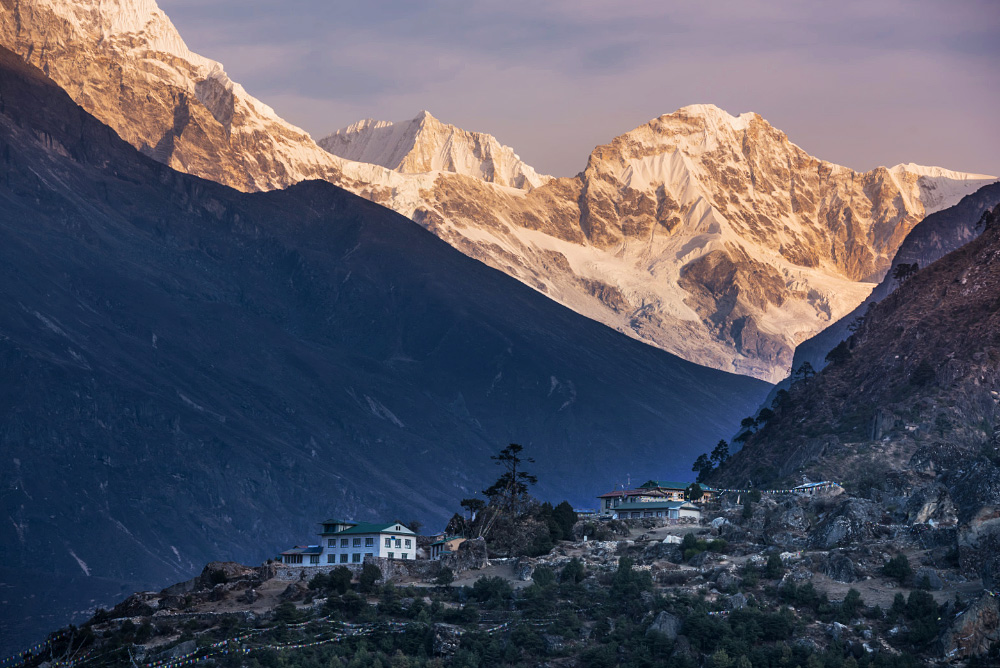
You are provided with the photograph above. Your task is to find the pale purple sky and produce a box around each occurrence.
[159,0,999,177]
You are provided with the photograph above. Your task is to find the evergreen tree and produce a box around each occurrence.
[710,439,730,466]
[825,340,852,366]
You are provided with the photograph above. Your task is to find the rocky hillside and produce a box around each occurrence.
[714,203,1000,487]
[792,182,1000,374]
[2,0,994,382]
[13,494,999,667]
[0,46,769,656]
[711,204,1000,633]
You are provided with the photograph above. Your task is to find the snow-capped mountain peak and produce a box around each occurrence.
[319,111,551,190]
[6,0,996,383]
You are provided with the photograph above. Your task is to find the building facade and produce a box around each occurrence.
[278,519,417,566]
[597,480,716,515]
[611,500,702,521]
[429,536,466,560]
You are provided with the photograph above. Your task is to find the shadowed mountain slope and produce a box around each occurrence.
[792,182,1000,375]
[713,203,1000,490]
[0,48,768,653]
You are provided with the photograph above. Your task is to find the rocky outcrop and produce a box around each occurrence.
[716,205,1000,488]
[943,593,1000,660]
[646,610,681,639]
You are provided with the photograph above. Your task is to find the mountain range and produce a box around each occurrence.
[0,45,768,655]
[2,0,994,382]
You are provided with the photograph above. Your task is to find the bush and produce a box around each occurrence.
[765,552,784,579]
[470,576,513,608]
[532,566,556,587]
[359,563,382,593]
[560,558,586,584]
[882,554,912,584]
[434,567,454,586]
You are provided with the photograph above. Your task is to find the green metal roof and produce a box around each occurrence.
[280,545,323,555]
[638,480,716,492]
[332,522,415,536]
[614,501,699,511]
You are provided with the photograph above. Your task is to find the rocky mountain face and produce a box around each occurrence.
[792,182,1000,374]
[0,47,770,655]
[2,0,994,382]
[319,111,550,190]
[711,203,1000,606]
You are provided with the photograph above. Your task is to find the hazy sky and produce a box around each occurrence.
[159,0,1000,177]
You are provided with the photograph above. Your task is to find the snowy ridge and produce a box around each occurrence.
[319,110,552,190]
[5,0,996,382]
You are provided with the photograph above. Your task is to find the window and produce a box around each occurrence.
[310,555,319,565]
[394,539,401,548]
[387,552,394,560]
[352,553,361,563]
[341,538,349,547]
[365,537,374,547]
[353,538,361,547]
[366,553,373,559]
[340,554,348,564]
[327,555,335,564]
[404,539,411,548]
[385,538,391,547]
[401,553,408,560]
[284,554,302,564]
[328,538,336,547]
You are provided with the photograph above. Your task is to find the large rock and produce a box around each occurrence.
[810,498,885,549]
[914,568,944,591]
[822,552,858,583]
[942,593,1000,659]
[646,611,682,640]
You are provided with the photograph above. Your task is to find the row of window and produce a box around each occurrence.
[323,552,410,563]
[286,552,412,565]
[326,536,412,549]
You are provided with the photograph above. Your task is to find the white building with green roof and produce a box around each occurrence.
[278,519,418,567]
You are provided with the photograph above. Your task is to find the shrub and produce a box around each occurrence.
[434,567,454,586]
[765,552,785,579]
[882,554,912,584]
[359,563,382,593]
[560,558,586,584]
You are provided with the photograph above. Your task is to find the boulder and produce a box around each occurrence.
[199,561,254,587]
[514,558,534,582]
[914,568,944,591]
[829,622,850,642]
[810,498,884,549]
[942,592,1000,659]
[646,611,681,640]
[822,552,858,583]
[727,593,748,610]
[716,571,741,592]
[279,582,308,601]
